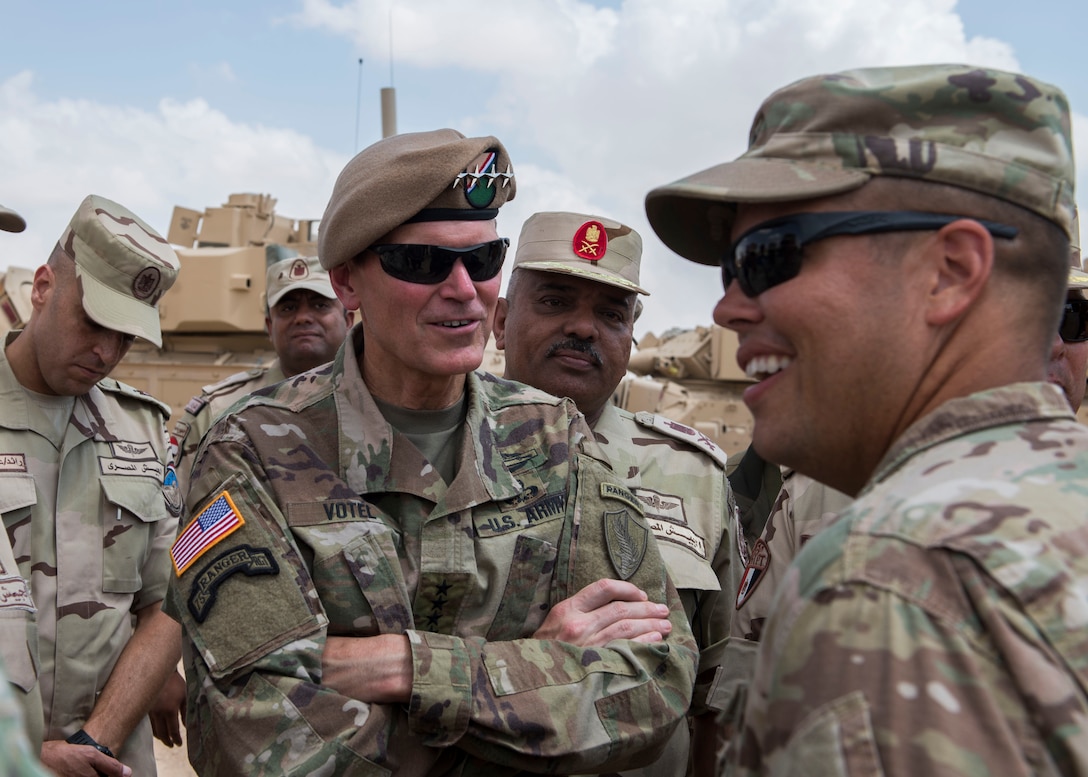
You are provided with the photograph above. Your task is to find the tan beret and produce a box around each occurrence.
[319,128,516,270]
[512,211,648,295]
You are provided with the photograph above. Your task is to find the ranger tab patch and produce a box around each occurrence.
[171,491,245,576]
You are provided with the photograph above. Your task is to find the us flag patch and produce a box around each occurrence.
[171,491,245,576]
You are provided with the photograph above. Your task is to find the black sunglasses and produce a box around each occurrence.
[723,211,1020,297]
[1060,298,1088,343]
[369,238,510,284]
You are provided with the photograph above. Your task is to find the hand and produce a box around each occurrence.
[322,634,412,704]
[149,669,187,747]
[40,740,131,777]
[533,578,673,646]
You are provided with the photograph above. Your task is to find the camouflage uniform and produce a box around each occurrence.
[737,384,1088,774]
[170,361,285,494]
[0,656,50,777]
[0,335,179,776]
[588,403,743,777]
[165,327,698,776]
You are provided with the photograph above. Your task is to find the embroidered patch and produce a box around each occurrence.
[0,454,26,473]
[171,491,245,576]
[648,518,707,558]
[162,466,182,517]
[109,440,154,459]
[413,573,471,633]
[735,538,771,610]
[634,487,687,524]
[184,396,208,417]
[599,482,641,513]
[0,574,34,612]
[475,492,568,537]
[604,509,648,581]
[187,544,278,623]
[132,266,161,300]
[98,457,165,480]
[289,258,309,279]
[573,220,607,261]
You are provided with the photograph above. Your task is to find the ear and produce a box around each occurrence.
[493,297,509,350]
[30,264,56,313]
[923,219,994,327]
[264,315,273,338]
[329,264,361,312]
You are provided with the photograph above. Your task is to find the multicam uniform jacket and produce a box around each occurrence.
[585,403,742,777]
[170,360,286,495]
[0,335,179,776]
[165,327,698,776]
[737,383,1088,776]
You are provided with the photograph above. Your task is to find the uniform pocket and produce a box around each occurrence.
[100,475,169,593]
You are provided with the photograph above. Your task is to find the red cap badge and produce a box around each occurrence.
[573,220,607,262]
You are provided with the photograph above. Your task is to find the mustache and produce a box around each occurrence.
[546,338,603,366]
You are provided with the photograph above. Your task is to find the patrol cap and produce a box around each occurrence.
[512,212,649,295]
[59,194,180,347]
[646,64,1077,266]
[0,204,25,233]
[319,128,516,270]
[266,255,336,308]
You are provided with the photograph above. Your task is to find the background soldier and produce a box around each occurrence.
[166,129,696,775]
[2,195,182,776]
[171,253,352,494]
[493,210,744,776]
[647,64,1088,774]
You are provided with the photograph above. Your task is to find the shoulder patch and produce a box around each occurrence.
[634,411,729,468]
[98,378,171,418]
[171,491,246,576]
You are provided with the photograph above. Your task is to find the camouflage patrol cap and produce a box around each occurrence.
[266,255,336,308]
[319,128,516,270]
[0,205,25,233]
[59,194,180,347]
[512,212,649,296]
[646,64,1076,266]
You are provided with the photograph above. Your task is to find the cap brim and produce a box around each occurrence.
[76,267,163,347]
[645,158,870,265]
[267,281,338,309]
[516,262,649,296]
[0,205,26,234]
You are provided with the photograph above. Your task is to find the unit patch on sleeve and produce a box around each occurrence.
[188,544,278,623]
[171,491,246,576]
[604,509,648,581]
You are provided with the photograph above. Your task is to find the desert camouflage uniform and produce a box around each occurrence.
[737,383,1088,775]
[583,403,742,777]
[0,656,50,776]
[170,361,285,494]
[0,334,179,776]
[165,327,698,776]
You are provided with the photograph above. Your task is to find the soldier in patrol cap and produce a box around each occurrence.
[647,64,1088,774]
[1,194,183,776]
[165,128,697,775]
[493,210,744,776]
[170,253,353,495]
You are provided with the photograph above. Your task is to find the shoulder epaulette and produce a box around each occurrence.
[98,378,171,418]
[200,366,270,397]
[633,410,729,468]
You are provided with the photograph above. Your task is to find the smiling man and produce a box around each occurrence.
[170,254,352,494]
[647,65,1088,775]
[165,129,697,776]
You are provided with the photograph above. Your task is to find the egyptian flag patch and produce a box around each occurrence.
[735,538,770,610]
[171,491,245,576]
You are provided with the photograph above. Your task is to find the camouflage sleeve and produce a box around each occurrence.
[165,429,418,775]
[407,448,699,773]
[736,518,1056,776]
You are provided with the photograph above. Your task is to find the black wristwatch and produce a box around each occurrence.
[65,728,116,759]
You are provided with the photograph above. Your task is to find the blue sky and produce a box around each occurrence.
[1,0,1083,338]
